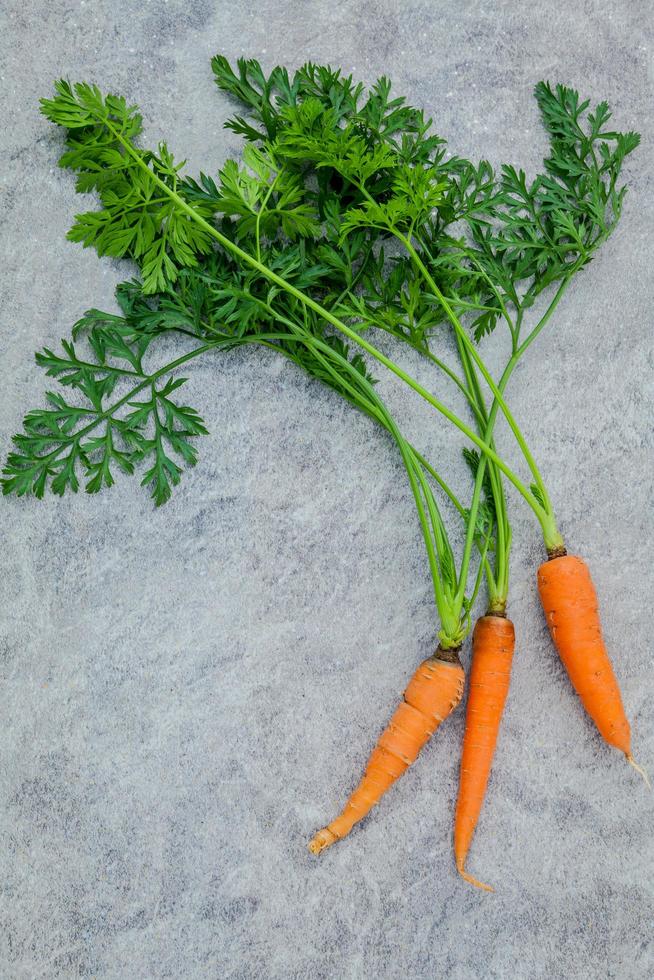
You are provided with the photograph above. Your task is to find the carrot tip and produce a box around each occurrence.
[308,828,339,855]
[626,754,651,789]
[456,862,494,893]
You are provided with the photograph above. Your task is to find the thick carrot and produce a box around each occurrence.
[537,554,645,778]
[308,650,465,854]
[454,614,515,892]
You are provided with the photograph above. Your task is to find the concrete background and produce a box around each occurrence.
[1,1,652,977]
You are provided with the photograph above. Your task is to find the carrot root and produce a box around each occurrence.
[537,555,632,755]
[626,754,651,789]
[309,651,465,854]
[453,615,515,893]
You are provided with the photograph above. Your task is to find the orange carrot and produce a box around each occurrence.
[538,553,645,779]
[308,650,465,854]
[454,614,515,892]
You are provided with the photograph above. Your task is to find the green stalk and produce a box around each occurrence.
[378,217,576,553]
[254,334,487,642]
[464,274,577,555]
[401,236,556,519]
[255,169,282,262]
[257,308,470,645]
[350,180,553,517]
[453,335,510,608]
[294,337,463,642]
[227,278,473,646]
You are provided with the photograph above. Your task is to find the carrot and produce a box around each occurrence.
[537,553,646,781]
[308,650,465,854]
[454,614,515,892]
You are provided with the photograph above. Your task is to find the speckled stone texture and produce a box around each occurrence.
[1,1,653,977]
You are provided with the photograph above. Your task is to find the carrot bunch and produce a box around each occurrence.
[3,57,647,890]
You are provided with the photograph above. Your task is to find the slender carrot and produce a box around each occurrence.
[308,650,465,854]
[537,553,647,782]
[454,614,515,892]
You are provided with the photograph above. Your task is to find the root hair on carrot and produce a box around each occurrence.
[626,754,651,789]
[457,863,494,893]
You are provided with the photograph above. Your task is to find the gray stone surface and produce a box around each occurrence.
[1,1,653,977]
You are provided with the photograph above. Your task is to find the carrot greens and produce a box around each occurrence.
[3,66,638,639]
[210,58,638,563]
[3,64,638,636]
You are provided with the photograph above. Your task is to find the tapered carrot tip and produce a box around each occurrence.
[456,862,494,893]
[626,754,651,789]
[308,828,339,855]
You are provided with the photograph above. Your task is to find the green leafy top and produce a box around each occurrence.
[206,57,638,577]
[2,243,378,505]
[211,55,440,163]
[5,64,639,511]
[3,59,639,644]
[42,80,217,292]
[211,62,639,349]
